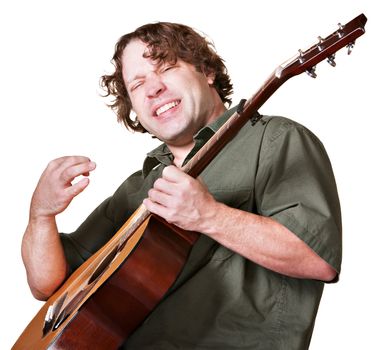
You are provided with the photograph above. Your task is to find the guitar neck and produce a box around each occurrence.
[182,13,367,179]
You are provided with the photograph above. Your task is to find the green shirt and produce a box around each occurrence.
[61,106,342,349]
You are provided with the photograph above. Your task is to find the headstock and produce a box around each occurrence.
[276,14,367,80]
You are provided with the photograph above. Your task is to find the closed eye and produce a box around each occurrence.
[161,64,177,73]
[130,81,144,91]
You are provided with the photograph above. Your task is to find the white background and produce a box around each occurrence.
[1,0,373,348]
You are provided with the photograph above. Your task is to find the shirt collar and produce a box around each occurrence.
[142,105,238,177]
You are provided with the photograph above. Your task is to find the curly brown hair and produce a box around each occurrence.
[100,22,233,133]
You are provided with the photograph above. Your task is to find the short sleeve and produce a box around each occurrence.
[255,118,342,273]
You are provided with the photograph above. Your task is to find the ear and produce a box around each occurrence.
[200,65,215,85]
[206,72,215,85]
[203,70,215,86]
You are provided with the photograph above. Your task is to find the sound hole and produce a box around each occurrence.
[87,248,118,285]
[43,292,68,336]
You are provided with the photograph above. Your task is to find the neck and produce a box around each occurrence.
[168,142,195,168]
[169,104,227,168]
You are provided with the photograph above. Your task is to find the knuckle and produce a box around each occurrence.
[64,186,78,199]
[63,157,80,168]
[168,207,178,219]
[148,189,154,199]
[153,179,162,189]
[162,165,174,177]
[146,199,156,212]
[162,166,169,177]
[62,168,74,180]
[71,187,80,196]
[164,212,174,224]
[47,158,59,169]
[186,176,195,186]
[64,155,90,168]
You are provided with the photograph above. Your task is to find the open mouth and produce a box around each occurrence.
[155,100,180,117]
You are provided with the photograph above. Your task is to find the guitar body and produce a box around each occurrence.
[13,216,199,349]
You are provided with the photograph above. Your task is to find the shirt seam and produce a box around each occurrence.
[270,274,288,349]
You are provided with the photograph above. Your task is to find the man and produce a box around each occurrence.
[21,22,341,349]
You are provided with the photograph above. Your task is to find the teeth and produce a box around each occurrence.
[156,100,179,116]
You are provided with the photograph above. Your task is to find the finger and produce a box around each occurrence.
[61,155,92,167]
[61,161,96,183]
[143,197,170,219]
[152,177,178,195]
[162,166,196,191]
[64,177,90,198]
[161,165,186,182]
[47,156,91,171]
[148,188,172,207]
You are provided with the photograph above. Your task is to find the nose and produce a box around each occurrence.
[146,74,166,98]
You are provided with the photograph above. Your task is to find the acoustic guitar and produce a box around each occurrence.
[13,13,367,349]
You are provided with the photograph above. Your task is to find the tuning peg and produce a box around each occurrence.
[317,36,324,51]
[298,49,305,63]
[346,41,355,55]
[306,66,317,78]
[337,23,345,38]
[327,54,336,67]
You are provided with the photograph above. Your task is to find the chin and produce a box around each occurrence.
[155,125,194,146]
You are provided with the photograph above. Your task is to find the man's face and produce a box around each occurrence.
[121,40,224,148]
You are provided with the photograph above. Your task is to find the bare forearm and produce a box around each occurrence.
[202,202,336,281]
[21,156,95,300]
[21,216,68,300]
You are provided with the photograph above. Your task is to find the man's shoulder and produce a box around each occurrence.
[261,115,306,131]
[259,115,320,146]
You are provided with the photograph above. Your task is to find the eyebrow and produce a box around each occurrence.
[125,74,144,86]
